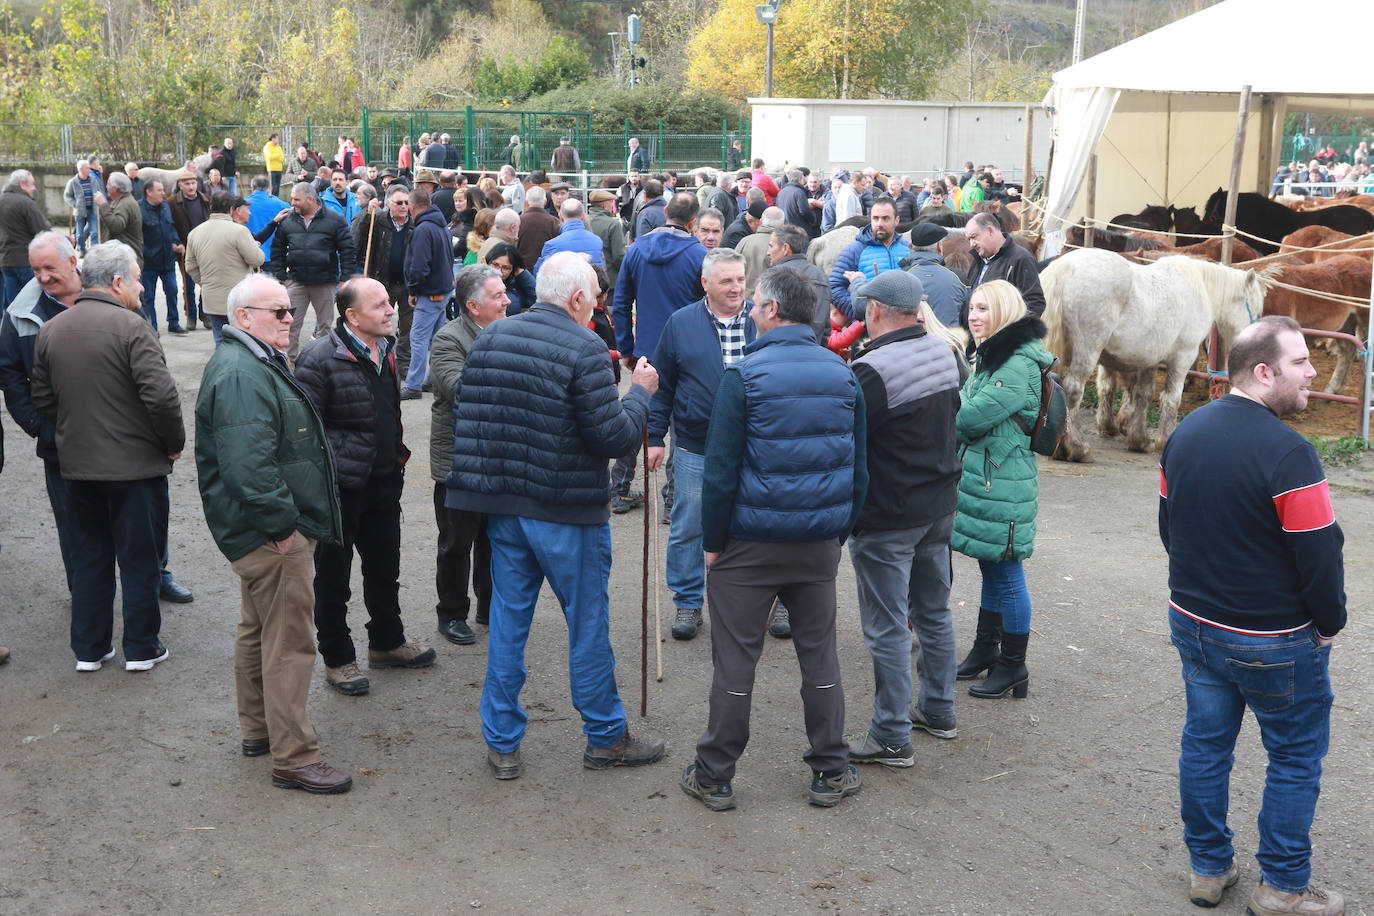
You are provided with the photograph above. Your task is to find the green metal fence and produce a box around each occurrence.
[1283,129,1371,164]
[0,122,361,167]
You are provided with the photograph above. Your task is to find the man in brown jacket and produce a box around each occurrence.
[185,191,265,346]
[31,241,185,672]
[168,170,211,331]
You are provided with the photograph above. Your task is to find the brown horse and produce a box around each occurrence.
[1261,255,1371,393]
[1277,226,1373,263]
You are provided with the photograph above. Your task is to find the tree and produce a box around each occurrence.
[687,0,964,102]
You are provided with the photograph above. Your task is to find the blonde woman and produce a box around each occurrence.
[952,279,1053,699]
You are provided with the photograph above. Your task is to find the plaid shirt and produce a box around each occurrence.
[710,308,748,366]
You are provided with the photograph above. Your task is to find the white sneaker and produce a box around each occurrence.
[125,644,169,672]
[75,648,116,672]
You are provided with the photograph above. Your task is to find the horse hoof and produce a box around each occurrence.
[1125,437,1150,453]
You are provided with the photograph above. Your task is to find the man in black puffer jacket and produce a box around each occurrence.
[295,277,435,698]
[445,251,667,781]
[271,181,356,360]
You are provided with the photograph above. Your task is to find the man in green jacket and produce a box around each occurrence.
[195,273,351,795]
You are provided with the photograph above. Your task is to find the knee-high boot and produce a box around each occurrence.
[955,607,1002,680]
[968,631,1028,699]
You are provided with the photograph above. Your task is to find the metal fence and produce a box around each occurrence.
[1283,131,1371,165]
[0,122,363,168]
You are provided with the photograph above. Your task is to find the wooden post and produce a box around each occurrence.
[1084,154,1098,249]
[640,430,649,717]
[1210,85,1253,400]
[1022,104,1034,199]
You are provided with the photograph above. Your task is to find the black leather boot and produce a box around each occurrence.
[955,608,1002,680]
[968,631,1028,699]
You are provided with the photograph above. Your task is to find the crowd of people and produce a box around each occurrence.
[0,131,1349,914]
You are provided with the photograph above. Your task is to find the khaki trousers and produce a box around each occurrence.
[231,536,321,770]
[284,280,336,362]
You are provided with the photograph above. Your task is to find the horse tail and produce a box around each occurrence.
[1040,258,1072,370]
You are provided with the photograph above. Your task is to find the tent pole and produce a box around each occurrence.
[1022,104,1033,199]
[1210,84,1253,400]
[1085,155,1097,249]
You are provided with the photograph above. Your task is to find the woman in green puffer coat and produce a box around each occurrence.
[951,280,1055,700]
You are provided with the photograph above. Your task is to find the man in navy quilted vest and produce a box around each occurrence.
[680,267,869,812]
[445,251,668,781]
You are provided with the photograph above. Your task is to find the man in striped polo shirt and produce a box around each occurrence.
[1159,315,1346,915]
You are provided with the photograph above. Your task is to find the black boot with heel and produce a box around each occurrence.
[969,631,1028,699]
[955,607,1002,681]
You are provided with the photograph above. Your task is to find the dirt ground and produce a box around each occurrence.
[1,325,1370,915]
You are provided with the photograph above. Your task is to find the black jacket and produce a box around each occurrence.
[353,210,411,290]
[965,233,1045,317]
[270,206,355,285]
[0,287,65,461]
[720,213,754,250]
[775,182,815,238]
[405,206,455,297]
[293,322,409,491]
[445,302,649,525]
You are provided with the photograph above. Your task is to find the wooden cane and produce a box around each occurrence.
[640,428,650,717]
[176,252,191,327]
[651,468,663,682]
[363,208,378,277]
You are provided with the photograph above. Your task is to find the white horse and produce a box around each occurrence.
[1041,249,1269,461]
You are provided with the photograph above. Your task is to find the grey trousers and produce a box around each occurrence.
[849,513,957,743]
[694,537,847,784]
[284,280,336,362]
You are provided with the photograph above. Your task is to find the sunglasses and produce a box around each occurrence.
[245,306,291,321]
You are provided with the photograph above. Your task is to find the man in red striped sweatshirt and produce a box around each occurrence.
[1159,315,1347,916]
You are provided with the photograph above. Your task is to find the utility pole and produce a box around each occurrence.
[754,0,781,99]
[627,14,641,89]
[1072,0,1086,64]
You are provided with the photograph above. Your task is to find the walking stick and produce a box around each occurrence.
[651,469,662,682]
[640,428,649,717]
[176,252,192,327]
[363,208,378,277]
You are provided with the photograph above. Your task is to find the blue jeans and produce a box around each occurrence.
[140,266,178,331]
[225,176,237,196]
[1,265,33,309]
[403,293,450,390]
[74,207,95,253]
[666,447,704,610]
[209,314,229,346]
[480,515,627,753]
[978,558,1030,633]
[1169,610,1333,894]
[850,513,957,742]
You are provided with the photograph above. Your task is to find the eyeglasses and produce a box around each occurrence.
[244,306,291,321]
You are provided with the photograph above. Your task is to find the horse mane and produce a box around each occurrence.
[1159,255,1271,337]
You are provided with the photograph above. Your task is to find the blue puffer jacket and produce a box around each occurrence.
[445,302,650,525]
[533,219,604,278]
[828,226,912,318]
[730,324,861,542]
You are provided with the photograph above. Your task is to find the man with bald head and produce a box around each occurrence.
[196,273,350,794]
[533,197,603,277]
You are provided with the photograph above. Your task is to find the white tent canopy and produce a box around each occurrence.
[1043,0,1374,233]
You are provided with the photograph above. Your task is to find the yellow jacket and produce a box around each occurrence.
[263,141,285,173]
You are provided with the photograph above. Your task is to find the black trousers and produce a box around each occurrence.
[67,476,167,661]
[432,481,491,623]
[313,466,406,667]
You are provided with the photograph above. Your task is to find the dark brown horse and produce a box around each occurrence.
[1201,189,1374,254]
[1108,204,1175,232]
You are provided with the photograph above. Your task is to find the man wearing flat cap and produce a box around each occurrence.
[844,269,964,768]
[901,222,970,336]
[587,189,627,289]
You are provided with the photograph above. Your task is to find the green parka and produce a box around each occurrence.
[195,326,342,561]
[951,315,1053,562]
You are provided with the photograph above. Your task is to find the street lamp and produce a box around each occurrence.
[754,1,780,98]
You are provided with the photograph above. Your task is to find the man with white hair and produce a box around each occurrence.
[31,241,184,672]
[627,137,650,173]
[477,206,520,265]
[499,165,525,211]
[517,187,559,270]
[195,273,351,794]
[62,160,104,256]
[0,169,51,308]
[270,181,356,360]
[98,173,143,268]
[736,205,785,291]
[445,250,667,781]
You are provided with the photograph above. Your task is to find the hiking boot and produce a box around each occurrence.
[487,748,521,780]
[768,602,791,639]
[610,491,645,514]
[325,662,370,695]
[75,648,117,672]
[671,607,702,640]
[909,705,958,740]
[956,607,1003,680]
[847,732,914,768]
[271,761,353,794]
[583,730,667,769]
[125,643,170,672]
[368,640,437,668]
[1189,862,1239,907]
[399,387,422,400]
[1246,879,1344,916]
[680,763,735,811]
[808,764,862,807]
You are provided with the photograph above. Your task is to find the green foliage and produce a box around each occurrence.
[521,78,743,134]
[1305,435,1369,467]
[474,35,591,103]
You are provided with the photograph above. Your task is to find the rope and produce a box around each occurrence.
[1262,276,1373,308]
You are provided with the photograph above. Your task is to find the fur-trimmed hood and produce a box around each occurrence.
[975,314,1048,373]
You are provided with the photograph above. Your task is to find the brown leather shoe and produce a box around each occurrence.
[271,761,353,794]
[367,640,437,668]
[241,737,271,758]
[0,646,10,665]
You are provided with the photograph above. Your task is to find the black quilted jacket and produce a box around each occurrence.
[444,302,649,525]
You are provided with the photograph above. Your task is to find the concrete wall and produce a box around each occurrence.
[748,98,1052,181]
